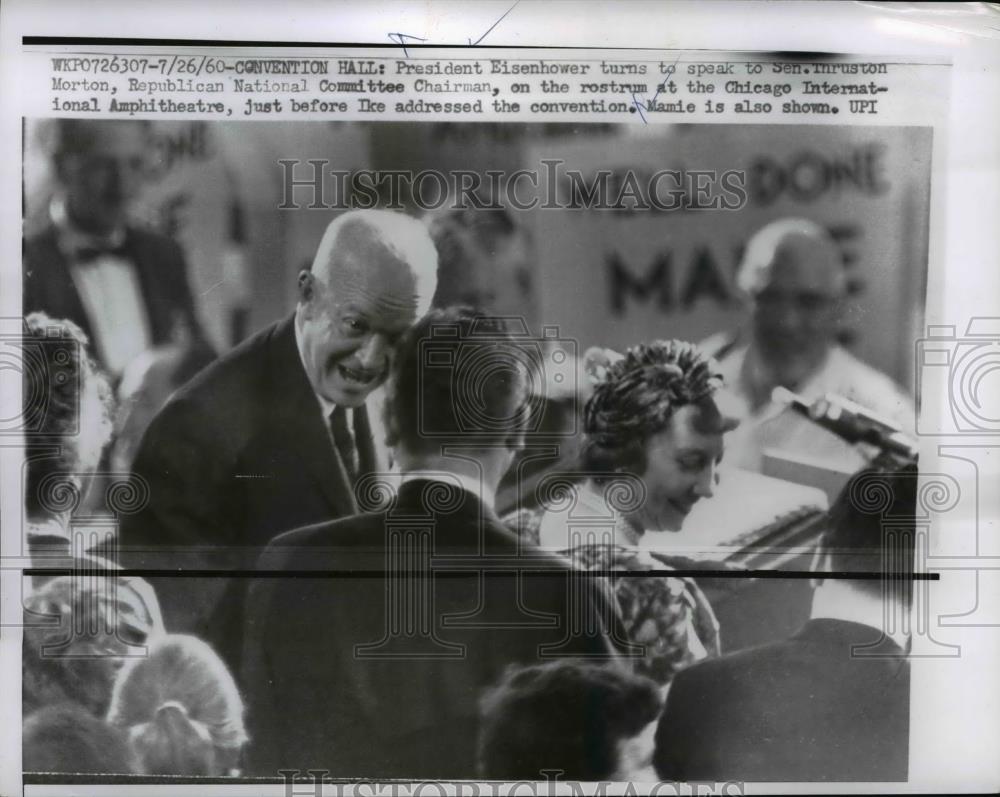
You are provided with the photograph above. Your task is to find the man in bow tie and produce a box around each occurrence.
[23,119,208,378]
[120,209,439,673]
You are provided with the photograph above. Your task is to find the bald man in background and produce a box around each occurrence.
[120,210,438,669]
[711,218,914,472]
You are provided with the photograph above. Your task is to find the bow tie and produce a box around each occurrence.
[73,238,129,263]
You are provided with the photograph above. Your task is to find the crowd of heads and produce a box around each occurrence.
[20,316,246,776]
[20,202,919,780]
[23,614,247,776]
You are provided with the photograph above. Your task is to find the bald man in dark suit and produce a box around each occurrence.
[120,210,439,672]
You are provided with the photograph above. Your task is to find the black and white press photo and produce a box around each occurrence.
[3,2,999,795]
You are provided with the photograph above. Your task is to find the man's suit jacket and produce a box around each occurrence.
[242,479,623,780]
[654,618,910,782]
[23,224,205,370]
[120,315,377,668]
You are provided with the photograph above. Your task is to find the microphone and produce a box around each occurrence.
[771,387,919,463]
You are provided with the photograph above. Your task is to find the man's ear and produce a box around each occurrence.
[297,270,314,305]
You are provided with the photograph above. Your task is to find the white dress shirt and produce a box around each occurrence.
[52,198,152,375]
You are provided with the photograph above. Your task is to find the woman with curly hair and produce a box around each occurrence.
[22,311,114,551]
[505,340,738,684]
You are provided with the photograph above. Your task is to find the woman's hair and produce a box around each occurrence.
[23,701,135,774]
[478,659,663,780]
[107,634,247,776]
[22,574,159,718]
[581,340,724,476]
[22,312,114,522]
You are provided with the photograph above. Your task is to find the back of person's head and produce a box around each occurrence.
[478,659,663,781]
[23,701,135,775]
[22,573,158,718]
[385,306,534,455]
[820,462,919,604]
[581,339,729,476]
[107,634,247,776]
[22,313,114,524]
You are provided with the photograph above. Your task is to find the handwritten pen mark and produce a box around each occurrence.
[469,0,521,46]
[631,50,686,124]
[390,0,521,56]
[387,32,427,57]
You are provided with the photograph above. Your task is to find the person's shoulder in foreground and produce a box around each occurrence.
[654,462,916,782]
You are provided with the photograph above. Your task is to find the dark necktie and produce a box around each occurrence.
[328,407,358,484]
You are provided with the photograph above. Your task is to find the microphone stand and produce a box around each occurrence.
[772,387,919,466]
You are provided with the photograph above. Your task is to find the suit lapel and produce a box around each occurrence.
[266,316,358,518]
[26,229,95,342]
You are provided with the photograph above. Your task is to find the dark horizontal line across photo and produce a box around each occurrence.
[24,567,940,580]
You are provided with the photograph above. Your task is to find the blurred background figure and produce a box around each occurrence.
[427,204,534,317]
[23,119,211,380]
[23,702,135,775]
[110,343,217,473]
[706,217,914,473]
[22,312,114,556]
[23,574,164,719]
[478,659,663,781]
[108,634,247,777]
[20,311,165,638]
